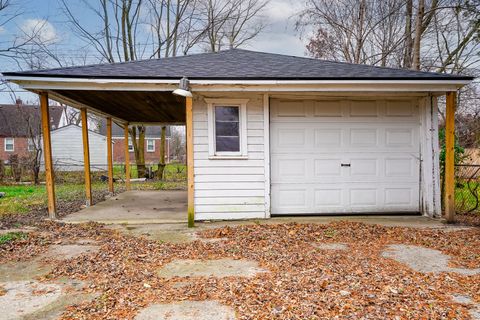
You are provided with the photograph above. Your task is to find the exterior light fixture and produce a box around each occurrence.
[172,76,192,97]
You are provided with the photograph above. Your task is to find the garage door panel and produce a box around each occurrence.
[385,158,416,177]
[314,189,343,206]
[385,128,416,147]
[349,128,379,147]
[271,98,420,214]
[385,100,416,117]
[349,100,379,117]
[350,188,378,206]
[273,158,307,179]
[314,100,343,117]
[314,129,343,146]
[385,188,413,206]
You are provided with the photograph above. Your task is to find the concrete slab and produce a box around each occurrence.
[0,260,53,282]
[158,258,267,278]
[134,300,236,320]
[451,294,480,320]
[62,190,187,224]
[42,244,100,260]
[382,244,480,275]
[0,281,62,320]
[314,243,349,251]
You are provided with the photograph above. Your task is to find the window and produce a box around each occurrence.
[128,138,134,152]
[28,139,35,151]
[4,138,14,152]
[215,107,240,152]
[206,99,248,158]
[147,139,155,152]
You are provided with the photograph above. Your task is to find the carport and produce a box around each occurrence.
[2,75,196,226]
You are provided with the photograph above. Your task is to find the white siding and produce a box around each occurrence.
[46,125,108,171]
[193,93,266,220]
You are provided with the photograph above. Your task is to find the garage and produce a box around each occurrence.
[270,98,421,215]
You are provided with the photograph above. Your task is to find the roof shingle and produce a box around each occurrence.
[2,49,473,81]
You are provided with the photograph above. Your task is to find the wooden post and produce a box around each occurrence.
[186,96,195,228]
[40,92,57,218]
[124,124,131,190]
[106,117,114,194]
[445,91,456,223]
[81,108,92,206]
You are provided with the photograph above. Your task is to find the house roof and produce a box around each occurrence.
[98,119,171,138]
[0,104,64,137]
[2,49,474,81]
[51,123,107,139]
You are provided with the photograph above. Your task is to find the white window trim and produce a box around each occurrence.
[128,138,134,152]
[206,98,249,159]
[146,139,155,152]
[27,138,35,152]
[4,137,14,152]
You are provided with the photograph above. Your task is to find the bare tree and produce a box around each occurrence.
[199,0,268,52]
[298,0,407,66]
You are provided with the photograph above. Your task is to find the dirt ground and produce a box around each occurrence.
[1,220,479,319]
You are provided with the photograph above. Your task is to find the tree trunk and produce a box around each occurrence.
[130,126,146,178]
[157,126,167,180]
[411,0,425,70]
[403,0,413,68]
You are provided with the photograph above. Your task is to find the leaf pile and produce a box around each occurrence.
[2,221,480,319]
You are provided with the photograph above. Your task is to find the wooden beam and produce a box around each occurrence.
[445,91,456,223]
[81,108,92,206]
[124,124,131,190]
[40,92,57,218]
[186,96,195,228]
[107,117,114,194]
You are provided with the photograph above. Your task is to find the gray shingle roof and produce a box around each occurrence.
[0,104,64,137]
[2,49,473,81]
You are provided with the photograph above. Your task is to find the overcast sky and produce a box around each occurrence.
[0,0,307,103]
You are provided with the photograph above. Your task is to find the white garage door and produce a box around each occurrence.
[270,98,420,214]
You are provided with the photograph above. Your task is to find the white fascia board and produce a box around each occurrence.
[4,75,471,92]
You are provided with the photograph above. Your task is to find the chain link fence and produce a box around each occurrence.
[455,164,480,214]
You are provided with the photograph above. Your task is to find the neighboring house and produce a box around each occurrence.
[3,49,474,221]
[0,101,64,161]
[47,124,108,171]
[98,120,171,164]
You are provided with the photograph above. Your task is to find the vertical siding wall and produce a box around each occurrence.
[193,93,266,220]
[49,126,108,171]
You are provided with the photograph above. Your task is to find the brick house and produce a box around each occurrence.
[98,121,171,164]
[0,101,64,161]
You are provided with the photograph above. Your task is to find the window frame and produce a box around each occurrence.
[27,138,35,152]
[206,98,248,159]
[146,139,155,152]
[128,138,134,152]
[4,137,14,152]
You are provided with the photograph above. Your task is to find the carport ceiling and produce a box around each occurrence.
[52,90,186,123]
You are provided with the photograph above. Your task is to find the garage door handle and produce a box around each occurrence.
[341,163,351,167]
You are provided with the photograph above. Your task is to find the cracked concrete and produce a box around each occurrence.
[158,258,267,278]
[0,281,62,320]
[135,300,236,320]
[382,244,480,275]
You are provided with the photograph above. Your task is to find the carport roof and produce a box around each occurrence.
[2,49,474,81]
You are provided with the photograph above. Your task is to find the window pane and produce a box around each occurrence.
[214,106,240,153]
[5,138,13,151]
[215,106,239,121]
[215,121,239,136]
[216,136,240,152]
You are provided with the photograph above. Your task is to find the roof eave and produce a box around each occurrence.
[3,75,473,93]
